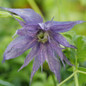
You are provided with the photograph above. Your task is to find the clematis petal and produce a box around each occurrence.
[46,44,61,82]
[17,29,37,37]
[30,55,41,82]
[39,44,46,72]
[17,25,39,37]
[52,33,76,48]
[0,7,43,24]
[3,36,37,62]
[49,21,86,32]
[18,43,40,71]
[29,44,46,82]
[49,39,64,61]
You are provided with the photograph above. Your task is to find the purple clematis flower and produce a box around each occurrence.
[0,7,85,83]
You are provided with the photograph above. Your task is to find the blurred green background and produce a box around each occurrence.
[0,0,86,86]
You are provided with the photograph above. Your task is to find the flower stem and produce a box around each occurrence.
[73,49,79,86]
[27,0,45,21]
[58,71,77,86]
[74,73,79,86]
[78,70,86,74]
[73,70,79,86]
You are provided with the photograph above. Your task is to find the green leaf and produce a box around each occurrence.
[78,67,86,86]
[32,82,44,86]
[0,11,11,17]
[74,36,84,50]
[33,72,47,82]
[79,71,86,86]
[78,67,86,72]
[0,11,22,20]
[0,80,14,86]
[67,67,73,72]
[73,35,86,62]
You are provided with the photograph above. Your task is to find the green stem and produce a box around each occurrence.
[74,72,79,86]
[73,67,79,86]
[78,70,86,74]
[73,49,79,86]
[27,0,45,21]
[75,50,78,69]
[58,71,77,86]
[57,70,86,86]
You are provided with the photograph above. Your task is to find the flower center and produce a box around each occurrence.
[37,31,48,43]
